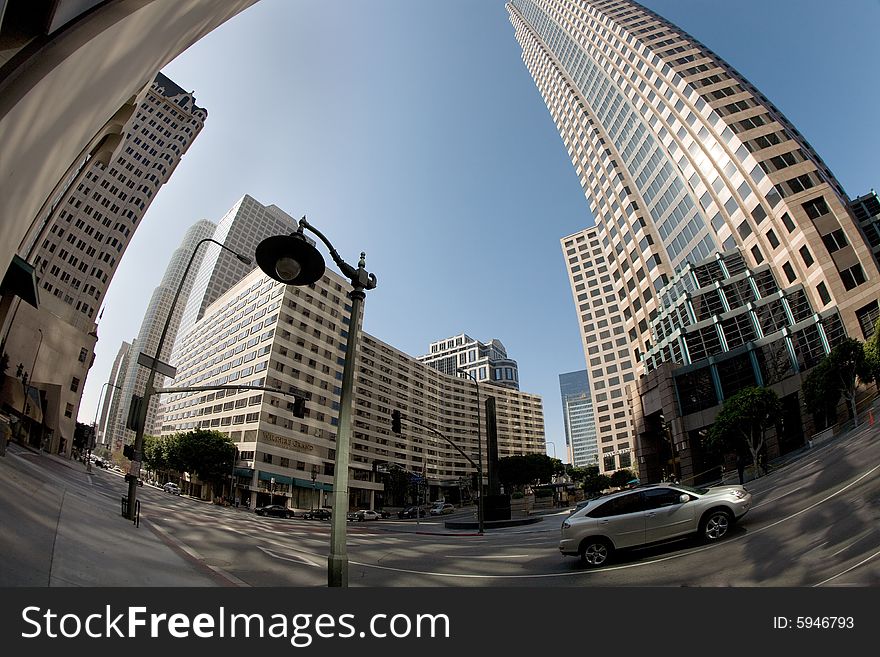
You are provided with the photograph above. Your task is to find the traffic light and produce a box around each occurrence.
[123,444,134,460]
[391,409,401,434]
[292,396,306,418]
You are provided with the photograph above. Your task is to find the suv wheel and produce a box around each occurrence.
[579,538,612,567]
[700,509,732,541]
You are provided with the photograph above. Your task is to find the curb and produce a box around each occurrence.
[144,516,250,587]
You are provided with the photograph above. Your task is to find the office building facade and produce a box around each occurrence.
[559,370,598,467]
[509,0,880,472]
[418,334,521,390]
[175,195,299,340]
[160,269,545,509]
[103,220,215,452]
[0,72,205,455]
[96,340,131,449]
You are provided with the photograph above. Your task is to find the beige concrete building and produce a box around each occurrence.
[509,0,880,473]
[159,267,545,509]
[0,72,206,455]
[0,0,258,282]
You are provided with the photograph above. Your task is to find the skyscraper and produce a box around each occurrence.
[0,72,206,456]
[559,370,597,467]
[103,220,215,452]
[176,195,299,340]
[509,0,880,472]
[96,340,131,449]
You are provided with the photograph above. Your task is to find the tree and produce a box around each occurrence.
[609,469,637,488]
[382,464,410,506]
[706,387,782,478]
[581,465,611,495]
[864,318,880,384]
[498,454,555,492]
[175,429,236,497]
[802,359,840,430]
[827,338,872,426]
[73,422,94,453]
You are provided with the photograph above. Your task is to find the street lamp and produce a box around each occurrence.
[456,368,484,535]
[125,238,251,519]
[20,328,43,448]
[256,216,376,588]
[91,381,121,472]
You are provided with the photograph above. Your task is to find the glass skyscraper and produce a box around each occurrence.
[509,0,880,473]
[559,370,597,467]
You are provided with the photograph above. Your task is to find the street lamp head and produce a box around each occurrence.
[236,253,253,266]
[255,232,325,286]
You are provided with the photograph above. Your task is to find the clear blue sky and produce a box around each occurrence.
[80,0,880,462]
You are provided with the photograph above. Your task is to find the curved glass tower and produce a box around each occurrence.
[509,0,880,472]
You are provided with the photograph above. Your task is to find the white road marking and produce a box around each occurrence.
[258,545,321,568]
[440,554,530,559]
[812,549,880,587]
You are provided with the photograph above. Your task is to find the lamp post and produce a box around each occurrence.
[125,238,251,519]
[256,216,376,588]
[91,381,121,472]
[456,368,484,535]
[310,465,318,512]
[20,328,43,448]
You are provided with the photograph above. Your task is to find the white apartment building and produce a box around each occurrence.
[160,268,545,509]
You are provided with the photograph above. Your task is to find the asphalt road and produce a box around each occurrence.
[1,421,877,587]
[134,422,880,587]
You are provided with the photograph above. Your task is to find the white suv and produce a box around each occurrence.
[560,483,751,567]
[163,482,181,495]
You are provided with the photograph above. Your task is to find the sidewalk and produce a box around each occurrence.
[0,444,225,587]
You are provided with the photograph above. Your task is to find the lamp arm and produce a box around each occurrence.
[298,217,377,290]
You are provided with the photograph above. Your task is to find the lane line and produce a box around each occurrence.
[812,549,880,587]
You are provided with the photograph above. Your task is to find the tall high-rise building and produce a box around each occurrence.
[509,0,880,472]
[0,72,206,455]
[418,334,520,390]
[559,370,597,467]
[176,195,299,341]
[96,340,131,449]
[160,268,545,508]
[103,220,215,452]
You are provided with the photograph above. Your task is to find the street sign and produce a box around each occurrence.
[136,351,177,379]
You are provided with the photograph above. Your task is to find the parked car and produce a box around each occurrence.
[303,508,332,520]
[255,504,293,518]
[429,503,454,516]
[559,483,752,568]
[163,482,181,495]
[376,509,391,519]
[347,509,379,521]
[397,505,427,519]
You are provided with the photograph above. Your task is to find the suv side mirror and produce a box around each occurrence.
[679,494,689,504]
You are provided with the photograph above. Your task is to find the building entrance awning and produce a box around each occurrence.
[1,255,39,309]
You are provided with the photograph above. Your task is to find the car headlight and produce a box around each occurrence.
[733,489,746,499]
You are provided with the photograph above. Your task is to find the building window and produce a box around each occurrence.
[750,245,764,264]
[765,229,779,249]
[64,403,74,418]
[840,264,866,291]
[782,262,796,283]
[855,300,880,338]
[799,246,814,267]
[816,282,831,306]
[70,377,80,393]
[781,213,796,233]
[821,229,848,254]
[78,348,88,363]
[802,196,830,220]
